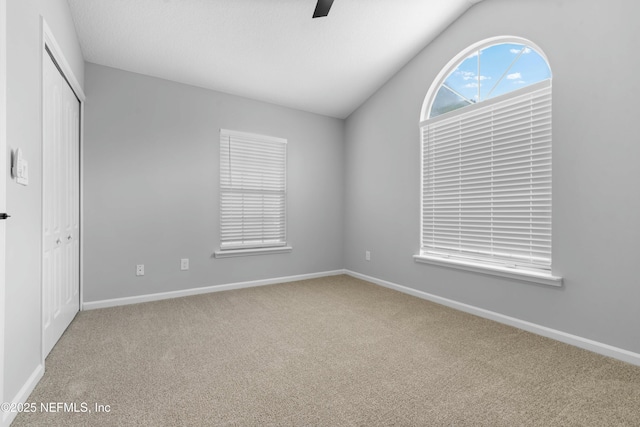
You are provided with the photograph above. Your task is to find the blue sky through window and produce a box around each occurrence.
[430,43,551,118]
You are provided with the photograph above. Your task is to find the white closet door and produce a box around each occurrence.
[43,52,79,357]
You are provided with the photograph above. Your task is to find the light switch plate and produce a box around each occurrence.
[12,149,29,186]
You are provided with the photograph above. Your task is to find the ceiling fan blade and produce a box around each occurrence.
[313,0,335,18]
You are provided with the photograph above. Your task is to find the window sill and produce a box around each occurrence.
[214,246,293,259]
[413,254,563,287]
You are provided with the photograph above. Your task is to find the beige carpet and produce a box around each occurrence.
[13,275,640,426]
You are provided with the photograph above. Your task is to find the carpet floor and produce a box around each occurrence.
[13,275,640,426]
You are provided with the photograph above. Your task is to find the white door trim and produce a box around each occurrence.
[42,20,85,102]
[0,0,8,413]
[40,18,85,363]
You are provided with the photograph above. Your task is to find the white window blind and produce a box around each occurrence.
[220,129,287,250]
[421,79,552,272]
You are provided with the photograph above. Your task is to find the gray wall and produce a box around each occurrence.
[83,63,344,302]
[4,0,84,403]
[344,0,640,354]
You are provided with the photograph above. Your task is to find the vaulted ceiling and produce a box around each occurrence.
[67,0,482,118]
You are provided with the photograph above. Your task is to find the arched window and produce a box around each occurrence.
[417,37,560,285]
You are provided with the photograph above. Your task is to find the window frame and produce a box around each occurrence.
[415,36,562,286]
[214,129,292,259]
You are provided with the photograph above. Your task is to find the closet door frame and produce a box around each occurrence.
[41,19,86,362]
[0,0,7,411]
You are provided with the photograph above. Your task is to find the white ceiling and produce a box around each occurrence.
[67,0,482,119]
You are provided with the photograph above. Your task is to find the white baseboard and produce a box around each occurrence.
[82,269,347,310]
[2,364,44,427]
[346,270,640,367]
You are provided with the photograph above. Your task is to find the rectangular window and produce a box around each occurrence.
[420,81,552,274]
[217,129,288,255]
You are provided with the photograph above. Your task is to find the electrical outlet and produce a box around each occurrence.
[136,264,144,276]
[181,258,189,271]
[365,250,371,261]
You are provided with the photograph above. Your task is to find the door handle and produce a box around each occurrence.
[0,213,10,220]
